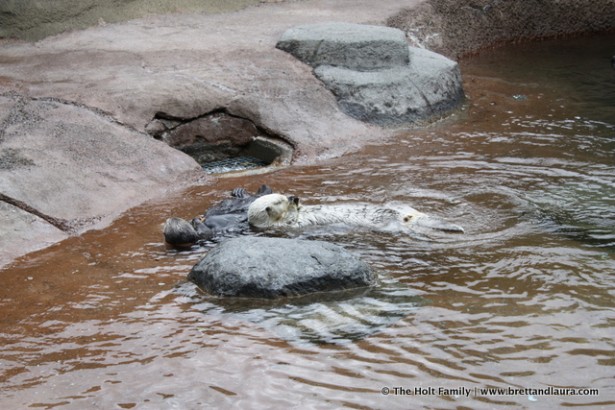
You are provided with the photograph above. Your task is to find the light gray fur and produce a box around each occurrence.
[247,194,433,231]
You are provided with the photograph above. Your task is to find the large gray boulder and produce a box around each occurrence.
[188,237,375,298]
[276,22,409,71]
[314,47,464,125]
[276,22,465,125]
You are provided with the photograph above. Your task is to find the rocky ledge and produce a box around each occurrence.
[0,94,201,266]
[0,1,410,269]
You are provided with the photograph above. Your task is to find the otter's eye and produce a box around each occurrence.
[265,206,271,214]
[403,216,412,222]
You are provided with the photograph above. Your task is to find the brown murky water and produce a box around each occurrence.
[2,33,614,409]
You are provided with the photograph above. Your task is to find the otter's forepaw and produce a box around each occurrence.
[231,188,248,198]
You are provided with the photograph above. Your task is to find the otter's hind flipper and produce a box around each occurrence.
[231,185,273,199]
[256,185,273,196]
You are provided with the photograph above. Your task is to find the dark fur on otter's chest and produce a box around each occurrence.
[163,185,273,248]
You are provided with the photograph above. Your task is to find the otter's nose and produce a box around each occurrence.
[288,195,300,205]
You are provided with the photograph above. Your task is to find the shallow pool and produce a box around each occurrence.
[1,32,614,409]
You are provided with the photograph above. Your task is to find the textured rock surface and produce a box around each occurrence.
[0,94,202,266]
[387,0,615,58]
[188,237,375,298]
[315,46,464,125]
[277,22,465,125]
[0,2,408,166]
[0,95,201,224]
[276,22,409,70]
[0,0,264,41]
[0,201,68,268]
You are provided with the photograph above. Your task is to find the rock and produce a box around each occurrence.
[276,22,409,71]
[188,237,375,298]
[161,112,259,164]
[0,94,202,266]
[144,119,168,138]
[0,201,68,269]
[0,95,201,225]
[387,0,615,59]
[0,0,267,41]
[0,10,386,166]
[276,22,465,125]
[314,47,464,125]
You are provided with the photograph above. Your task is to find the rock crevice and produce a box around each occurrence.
[146,107,295,170]
[0,192,70,232]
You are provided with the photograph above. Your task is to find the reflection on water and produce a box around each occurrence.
[1,33,615,409]
[183,280,423,345]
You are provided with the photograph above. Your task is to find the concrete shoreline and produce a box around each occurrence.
[1,0,613,269]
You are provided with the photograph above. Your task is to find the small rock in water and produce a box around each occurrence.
[188,236,375,298]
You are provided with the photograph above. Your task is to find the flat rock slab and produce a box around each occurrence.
[0,95,201,224]
[276,22,409,71]
[188,237,375,298]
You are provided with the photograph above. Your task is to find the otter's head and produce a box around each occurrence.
[248,193,300,229]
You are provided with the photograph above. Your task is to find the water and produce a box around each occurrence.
[201,155,269,174]
[1,33,614,409]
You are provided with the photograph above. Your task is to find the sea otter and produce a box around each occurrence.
[163,185,273,248]
[247,193,464,233]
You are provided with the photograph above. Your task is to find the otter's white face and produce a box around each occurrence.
[248,194,300,229]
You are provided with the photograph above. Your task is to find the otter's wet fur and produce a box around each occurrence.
[247,193,464,233]
[163,217,201,248]
[163,185,273,248]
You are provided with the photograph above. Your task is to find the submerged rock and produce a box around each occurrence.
[188,237,375,298]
